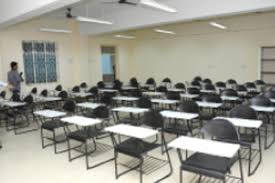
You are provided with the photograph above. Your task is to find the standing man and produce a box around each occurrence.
[7,61,24,94]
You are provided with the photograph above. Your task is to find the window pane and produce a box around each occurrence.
[34,42,46,83]
[46,43,57,82]
[22,42,34,84]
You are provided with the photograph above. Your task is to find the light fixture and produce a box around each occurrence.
[209,21,227,29]
[39,28,72,33]
[154,29,175,35]
[114,35,136,39]
[76,16,113,25]
[140,0,177,13]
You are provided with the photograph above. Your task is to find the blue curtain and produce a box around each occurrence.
[45,42,57,82]
[34,42,46,83]
[22,42,35,84]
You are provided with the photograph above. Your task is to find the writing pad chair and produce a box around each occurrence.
[97,81,105,89]
[250,96,274,149]
[156,86,167,94]
[88,86,99,102]
[67,106,113,169]
[80,82,88,89]
[145,77,156,91]
[174,83,185,90]
[40,100,75,154]
[110,110,173,183]
[165,91,180,110]
[193,76,202,82]
[130,77,139,88]
[229,106,262,176]
[245,82,259,98]
[162,77,172,88]
[113,80,122,91]
[215,81,226,93]
[0,91,7,127]
[31,87,38,95]
[187,87,201,101]
[130,89,142,98]
[190,80,201,89]
[72,86,80,93]
[202,78,212,85]
[222,89,242,109]
[227,79,237,88]
[177,119,244,183]
[0,91,6,99]
[200,94,223,120]
[255,80,265,86]
[203,84,216,91]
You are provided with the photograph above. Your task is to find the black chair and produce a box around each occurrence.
[203,84,215,91]
[0,91,6,99]
[31,87,38,95]
[174,83,185,90]
[245,82,257,96]
[55,85,63,92]
[227,79,237,85]
[190,80,201,88]
[177,119,244,183]
[162,77,171,83]
[11,92,21,102]
[113,80,122,90]
[187,87,200,95]
[202,78,212,84]
[130,89,142,98]
[166,91,181,100]
[156,86,167,93]
[97,81,105,89]
[146,78,156,86]
[130,77,139,88]
[222,89,241,108]
[100,94,113,106]
[200,94,223,120]
[80,82,88,89]
[40,89,48,97]
[41,100,76,154]
[137,97,152,109]
[255,80,265,85]
[72,86,80,93]
[88,86,99,101]
[215,81,226,89]
[229,105,262,176]
[67,106,113,169]
[193,76,202,82]
[110,110,173,183]
[58,91,68,100]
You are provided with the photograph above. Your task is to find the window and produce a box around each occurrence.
[22,41,58,84]
[261,47,275,84]
[101,46,116,82]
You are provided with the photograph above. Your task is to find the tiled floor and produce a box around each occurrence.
[1,125,275,183]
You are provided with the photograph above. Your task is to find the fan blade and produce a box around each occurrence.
[139,0,177,13]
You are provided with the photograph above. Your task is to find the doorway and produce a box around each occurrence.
[101,46,116,83]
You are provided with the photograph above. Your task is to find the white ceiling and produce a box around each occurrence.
[2,0,275,35]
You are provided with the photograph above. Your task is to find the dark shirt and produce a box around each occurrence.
[8,70,21,92]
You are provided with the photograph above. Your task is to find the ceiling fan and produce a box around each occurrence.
[102,0,177,13]
[65,8,113,25]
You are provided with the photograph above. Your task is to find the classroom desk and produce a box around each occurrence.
[142,91,164,98]
[167,88,185,92]
[160,110,199,120]
[34,109,67,119]
[221,96,240,101]
[112,107,149,124]
[180,93,200,99]
[77,102,104,110]
[61,115,102,127]
[196,101,223,109]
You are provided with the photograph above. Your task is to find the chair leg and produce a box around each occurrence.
[41,128,45,149]
[53,130,57,154]
[238,151,244,183]
[197,175,202,183]
[139,157,144,183]
[179,168,182,183]
[67,138,71,161]
[85,141,89,170]
[115,151,118,179]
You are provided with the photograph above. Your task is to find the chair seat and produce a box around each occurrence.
[41,120,65,131]
[68,128,102,142]
[181,153,234,180]
[115,138,159,158]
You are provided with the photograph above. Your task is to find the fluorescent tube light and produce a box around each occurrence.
[140,0,177,13]
[114,35,136,39]
[40,28,72,33]
[154,29,175,35]
[209,22,227,29]
[76,16,113,25]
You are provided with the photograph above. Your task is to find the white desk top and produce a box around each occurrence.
[169,136,240,158]
[221,96,240,101]
[161,110,199,120]
[77,102,104,109]
[99,89,119,93]
[143,91,164,96]
[113,96,139,101]
[34,110,66,118]
[250,105,275,113]
[215,117,262,129]
[167,88,185,92]
[71,93,92,97]
[122,86,138,90]
[196,101,223,108]
[36,96,61,102]
[151,99,179,104]
[200,89,217,94]
[105,124,158,139]
[1,101,26,107]
[180,94,200,99]
[270,99,275,103]
[61,116,102,126]
[237,91,248,96]
[112,107,149,114]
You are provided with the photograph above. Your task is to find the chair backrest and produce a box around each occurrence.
[142,110,164,129]
[93,106,109,119]
[180,101,199,113]
[0,91,6,99]
[162,77,171,83]
[222,89,238,97]
[202,119,239,141]
[24,95,33,104]
[236,85,247,92]
[58,91,68,99]
[245,82,256,89]
[193,76,202,82]
[80,82,87,88]
[202,78,212,84]
[250,95,271,107]
[72,86,80,93]
[227,79,237,85]
[130,77,139,87]
[191,80,201,87]
[137,97,152,109]
[130,89,142,97]
[97,81,105,89]
[215,81,226,88]
[40,89,48,97]
[55,85,62,91]
[156,86,167,93]
[11,93,21,102]
[264,90,275,99]
[174,82,185,89]
[229,105,257,119]
[255,80,265,85]
[63,100,75,113]
[31,87,38,95]
[202,94,222,103]
[187,87,200,95]
[88,86,98,95]
[100,94,112,106]
[203,84,215,91]
[146,78,156,85]
[113,80,122,90]
[166,91,181,100]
